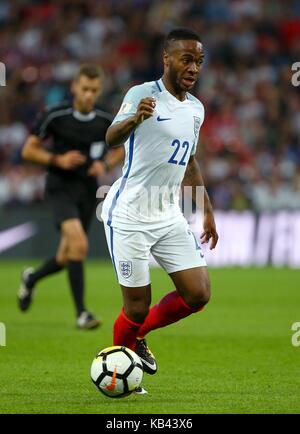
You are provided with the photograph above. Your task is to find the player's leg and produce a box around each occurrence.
[103,223,158,374]
[114,284,151,350]
[114,283,157,375]
[138,266,209,338]
[112,282,153,393]
[170,266,210,308]
[138,220,209,338]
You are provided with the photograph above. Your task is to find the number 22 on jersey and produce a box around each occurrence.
[168,139,190,166]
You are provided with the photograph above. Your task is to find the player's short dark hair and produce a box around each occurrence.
[75,64,103,80]
[164,28,201,51]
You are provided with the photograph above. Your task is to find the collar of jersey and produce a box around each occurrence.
[157,78,190,103]
[73,110,96,121]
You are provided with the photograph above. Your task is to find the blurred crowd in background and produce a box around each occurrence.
[0,0,300,211]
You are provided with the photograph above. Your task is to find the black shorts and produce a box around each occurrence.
[45,174,97,232]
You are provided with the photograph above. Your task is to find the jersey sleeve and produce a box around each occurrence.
[30,108,53,139]
[112,84,152,124]
[190,103,205,156]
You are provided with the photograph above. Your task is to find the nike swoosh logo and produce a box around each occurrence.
[0,223,37,253]
[106,367,117,391]
[157,116,171,122]
[139,356,156,368]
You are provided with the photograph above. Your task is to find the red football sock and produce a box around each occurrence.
[113,308,143,351]
[138,291,203,338]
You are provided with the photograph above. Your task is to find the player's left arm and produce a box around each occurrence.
[182,155,219,250]
[88,146,125,177]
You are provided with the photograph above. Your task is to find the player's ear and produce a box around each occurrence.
[163,50,169,68]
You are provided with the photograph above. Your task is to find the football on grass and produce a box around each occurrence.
[91,346,144,398]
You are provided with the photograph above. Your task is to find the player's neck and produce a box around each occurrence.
[161,75,186,102]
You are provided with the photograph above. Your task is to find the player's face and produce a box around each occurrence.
[164,40,204,93]
[72,75,102,113]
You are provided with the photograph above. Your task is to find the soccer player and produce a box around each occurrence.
[102,29,218,374]
[18,64,124,329]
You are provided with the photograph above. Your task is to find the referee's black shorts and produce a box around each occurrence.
[45,174,97,232]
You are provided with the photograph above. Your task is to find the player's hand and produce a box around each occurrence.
[201,211,219,250]
[88,161,106,177]
[133,97,156,125]
[56,151,86,170]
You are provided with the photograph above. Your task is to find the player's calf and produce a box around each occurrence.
[172,267,211,311]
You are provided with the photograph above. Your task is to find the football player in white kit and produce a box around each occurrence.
[102,28,218,380]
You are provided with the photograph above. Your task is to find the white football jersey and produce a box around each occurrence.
[102,78,205,229]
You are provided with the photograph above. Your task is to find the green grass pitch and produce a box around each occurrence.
[0,260,299,414]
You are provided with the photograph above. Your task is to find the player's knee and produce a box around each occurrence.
[186,282,211,310]
[198,285,211,307]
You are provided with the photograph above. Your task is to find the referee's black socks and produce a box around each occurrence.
[67,260,85,317]
[27,257,63,289]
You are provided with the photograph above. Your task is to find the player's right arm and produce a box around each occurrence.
[106,85,156,147]
[106,98,155,147]
[22,135,86,169]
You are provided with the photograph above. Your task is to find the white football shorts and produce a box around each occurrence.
[103,218,207,287]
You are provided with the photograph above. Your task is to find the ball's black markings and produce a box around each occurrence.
[102,353,108,373]
[91,347,144,398]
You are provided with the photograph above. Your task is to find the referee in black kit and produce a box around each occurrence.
[18,64,124,329]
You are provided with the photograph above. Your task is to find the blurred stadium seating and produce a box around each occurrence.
[0,0,300,264]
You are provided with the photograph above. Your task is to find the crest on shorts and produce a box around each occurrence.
[119,261,132,278]
[193,116,201,137]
